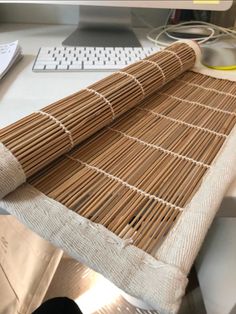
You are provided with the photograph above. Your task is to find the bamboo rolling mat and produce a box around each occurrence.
[1,40,236,256]
[28,70,236,255]
[1,40,236,313]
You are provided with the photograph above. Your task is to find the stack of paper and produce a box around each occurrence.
[0,41,22,80]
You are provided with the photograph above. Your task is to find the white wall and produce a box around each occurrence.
[0,3,170,27]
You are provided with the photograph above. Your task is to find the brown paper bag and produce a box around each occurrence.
[0,215,63,314]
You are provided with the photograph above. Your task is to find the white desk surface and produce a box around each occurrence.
[0,23,236,314]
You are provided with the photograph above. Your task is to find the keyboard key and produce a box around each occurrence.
[71,61,82,66]
[37,58,55,62]
[37,61,58,65]
[55,57,66,62]
[45,65,57,70]
[69,64,82,70]
[57,65,68,70]
[33,64,45,70]
[84,61,95,66]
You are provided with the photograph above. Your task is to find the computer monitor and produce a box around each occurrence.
[2,1,233,46]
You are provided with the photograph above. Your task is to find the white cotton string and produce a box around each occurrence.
[84,88,115,120]
[160,92,236,117]
[37,110,74,148]
[67,155,183,211]
[177,79,236,99]
[164,49,184,71]
[139,107,227,138]
[108,127,210,168]
[117,71,145,98]
[141,60,166,86]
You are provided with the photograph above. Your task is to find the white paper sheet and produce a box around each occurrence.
[0,41,22,80]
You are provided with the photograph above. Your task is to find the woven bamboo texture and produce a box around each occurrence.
[28,71,236,255]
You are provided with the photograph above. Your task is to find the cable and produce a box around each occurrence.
[149,21,236,46]
[147,21,236,47]
[164,9,173,27]
[165,27,216,45]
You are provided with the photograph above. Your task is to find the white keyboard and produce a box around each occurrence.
[33,46,160,72]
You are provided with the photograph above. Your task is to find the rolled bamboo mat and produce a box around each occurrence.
[0,42,195,198]
[1,40,236,313]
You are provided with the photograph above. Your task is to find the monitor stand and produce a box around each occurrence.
[62,6,141,47]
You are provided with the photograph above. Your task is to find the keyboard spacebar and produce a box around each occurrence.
[83,64,122,70]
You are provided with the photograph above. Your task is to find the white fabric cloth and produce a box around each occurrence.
[0,143,26,199]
